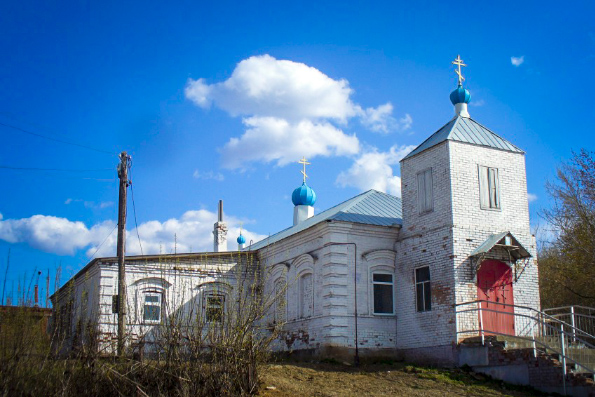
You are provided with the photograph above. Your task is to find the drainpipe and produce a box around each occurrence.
[323,242,359,366]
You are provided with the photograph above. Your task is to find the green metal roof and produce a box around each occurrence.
[248,190,402,250]
[402,116,524,161]
[469,231,531,260]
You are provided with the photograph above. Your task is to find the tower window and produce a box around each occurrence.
[372,273,394,314]
[478,166,500,209]
[417,168,433,214]
[415,267,431,312]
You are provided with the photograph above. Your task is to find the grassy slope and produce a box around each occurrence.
[258,362,546,397]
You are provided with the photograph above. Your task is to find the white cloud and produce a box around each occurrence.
[470,99,485,107]
[64,198,113,210]
[361,103,412,134]
[0,214,115,255]
[511,56,525,67]
[222,117,359,168]
[0,210,265,257]
[186,54,358,122]
[185,55,411,169]
[193,170,224,181]
[336,145,416,196]
[527,193,538,203]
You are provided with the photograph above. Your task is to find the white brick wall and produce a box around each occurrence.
[53,122,541,365]
[395,138,540,359]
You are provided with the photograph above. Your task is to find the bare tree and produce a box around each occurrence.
[540,149,595,307]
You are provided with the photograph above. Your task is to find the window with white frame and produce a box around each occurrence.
[415,267,431,312]
[417,168,433,214]
[478,166,500,209]
[372,273,394,314]
[299,273,313,318]
[204,294,225,323]
[143,293,162,323]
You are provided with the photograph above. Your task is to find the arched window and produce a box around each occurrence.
[196,282,231,324]
[364,250,397,316]
[131,277,171,325]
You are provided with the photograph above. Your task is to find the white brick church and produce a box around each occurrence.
[52,60,540,365]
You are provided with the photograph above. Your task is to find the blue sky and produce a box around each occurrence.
[0,0,593,304]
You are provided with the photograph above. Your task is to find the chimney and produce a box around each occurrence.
[213,200,228,252]
[34,285,39,307]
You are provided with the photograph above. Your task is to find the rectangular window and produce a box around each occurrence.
[417,168,433,214]
[415,267,431,312]
[373,273,394,314]
[478,166,500,209]
[205,294,224,323]
[143,294,161,322]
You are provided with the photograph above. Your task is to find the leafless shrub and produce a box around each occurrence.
[1,251,287,396]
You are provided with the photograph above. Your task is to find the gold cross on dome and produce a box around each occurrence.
[298,157,311,183]
[452,55,467,86]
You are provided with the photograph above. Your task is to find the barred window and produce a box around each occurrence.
[205,294,224,323]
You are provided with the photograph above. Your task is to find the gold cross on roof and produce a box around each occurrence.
[298,157,311,183]
[452,55,467,86]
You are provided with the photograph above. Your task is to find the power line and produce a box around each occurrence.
[0,165,113,172]
[88,224,118,261]
[0,121,117,155]
[129,165,144,256]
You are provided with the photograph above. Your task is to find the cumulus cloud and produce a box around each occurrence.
[527,193,538,203]
[0,210,265,257]
[193,170,224,181]
[511,56,525,67]
[185,55,410,169]
[336,145,416,196]
[0,214,115,255]
[222,117,359,168]
[185,55,358,122]
[361,103,412,134]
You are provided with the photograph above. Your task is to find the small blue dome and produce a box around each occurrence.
[237,234,246,245]
[292,182,317,206]
[450,86,471,105]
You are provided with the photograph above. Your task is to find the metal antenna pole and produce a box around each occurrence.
[117,151,129,357]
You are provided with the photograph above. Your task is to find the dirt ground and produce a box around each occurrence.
[258,362,546,397]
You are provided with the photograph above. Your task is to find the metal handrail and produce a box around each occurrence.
[544,305,595,313]
[455,300,595,379]
[456,300,595,340]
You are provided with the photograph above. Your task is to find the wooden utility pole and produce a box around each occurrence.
[116,151,129,357]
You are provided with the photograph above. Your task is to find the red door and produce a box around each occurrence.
[477,260,515,335]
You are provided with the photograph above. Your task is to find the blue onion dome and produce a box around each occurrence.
[450,86,471,105]
[292,182,317,206]
[237,233,246,245]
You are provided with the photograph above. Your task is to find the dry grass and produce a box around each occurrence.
[258,362,546,397]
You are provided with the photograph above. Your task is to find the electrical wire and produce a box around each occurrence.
[0,165,113,172]
[0,120,117,155]
[88,224,118,261]
[128,163,144,256]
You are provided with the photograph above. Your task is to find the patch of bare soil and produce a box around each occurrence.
[258,362,546,397]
